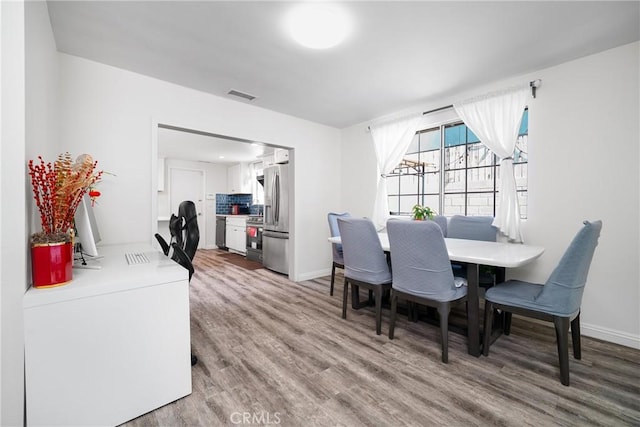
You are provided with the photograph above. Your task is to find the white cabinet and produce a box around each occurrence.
[273,148,289,164]
[262,153,275,168]
[23,244,191,426]
[227,163,250,194]
[226,216,247,254]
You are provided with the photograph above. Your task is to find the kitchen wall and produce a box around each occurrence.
[340,41,640,348]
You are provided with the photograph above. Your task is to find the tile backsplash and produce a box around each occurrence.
[216,194,262,215]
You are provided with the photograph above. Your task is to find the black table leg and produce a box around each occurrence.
[466,263,481,357]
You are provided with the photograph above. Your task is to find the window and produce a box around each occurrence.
[387,110,528,218]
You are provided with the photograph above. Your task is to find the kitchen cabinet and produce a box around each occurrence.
[225,216,247,254]
[262,154,275,168]
[227,163,250,194]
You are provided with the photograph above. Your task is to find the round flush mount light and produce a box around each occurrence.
[286,3,351,49]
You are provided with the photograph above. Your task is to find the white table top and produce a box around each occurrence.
[329,234,544,268]
[24,243,187,308]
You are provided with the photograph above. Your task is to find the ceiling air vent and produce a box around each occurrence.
[227,89,256,101]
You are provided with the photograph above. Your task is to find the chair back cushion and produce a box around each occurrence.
[328,212,350,263]
[535,220,602,316]
[447,215,496,241]
[337,217,391,285]
[178,200,200,261]
[387,220,466,302]
[171,243,194,282]
[169,214,182,246]
[432,215,448,237]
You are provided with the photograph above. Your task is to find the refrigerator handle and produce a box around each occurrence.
[275,173,280,224]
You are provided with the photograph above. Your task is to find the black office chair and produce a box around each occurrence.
[155,233,170,255]
[155,213,182,256]
[177,201,200,261]
[170,242,198,367]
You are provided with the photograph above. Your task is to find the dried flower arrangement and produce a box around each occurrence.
[28,153,103,244]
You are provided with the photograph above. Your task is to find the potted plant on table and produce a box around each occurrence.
[28,153,103,288]
[412,204,435,221]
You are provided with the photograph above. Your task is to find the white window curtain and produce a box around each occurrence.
[453,84,530,242]
[370,115,422,230]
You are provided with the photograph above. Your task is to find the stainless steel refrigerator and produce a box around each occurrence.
[263,163,289,274]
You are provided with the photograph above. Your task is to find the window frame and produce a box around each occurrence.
[386,110,528,218]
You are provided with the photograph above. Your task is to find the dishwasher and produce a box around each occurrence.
[215,216,226,249]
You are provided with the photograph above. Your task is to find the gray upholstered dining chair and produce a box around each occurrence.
[432,215,448,236]
[448,215,498,287]
[337,217,392,335]
[447,215,496,241]
[387,220,467,363]
[327,212,350,296]
[482,220,602,386]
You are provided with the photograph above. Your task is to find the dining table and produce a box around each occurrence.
[328,233,545,357]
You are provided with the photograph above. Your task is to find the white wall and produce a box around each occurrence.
[2,1,26,424]
[56,53,342,281]
[340,42,640,348]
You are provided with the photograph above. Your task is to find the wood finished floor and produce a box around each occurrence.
[122,249,640,426]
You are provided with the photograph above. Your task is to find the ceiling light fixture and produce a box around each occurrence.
[286,3,350,49]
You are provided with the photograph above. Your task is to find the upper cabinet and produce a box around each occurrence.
[273,148,289,164]
[262,153,275,168]
[227,163,251,194]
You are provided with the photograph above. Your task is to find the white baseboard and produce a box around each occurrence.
[295,268,332,282]
[581,322,640,349]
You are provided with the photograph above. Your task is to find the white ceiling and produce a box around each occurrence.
[47,1,639,129]
[157,126,273,164]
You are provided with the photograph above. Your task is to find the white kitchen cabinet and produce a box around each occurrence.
[227,163,250,194]
[262,154,275,168]
[225,216,247,254]
[273,148,289,164]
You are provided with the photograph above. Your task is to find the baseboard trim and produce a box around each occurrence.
[296,268,332,282]
[582,322,640,349]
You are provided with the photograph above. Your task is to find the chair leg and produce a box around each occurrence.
[503,312,513,335]
[571,312,582,360]
[330,264,336,296]
[554,316,571,386]
[483,301,494,357]
[342,279,349,319]
[437,303,451,363]
[374,287,383,335]
[389,291,398,340]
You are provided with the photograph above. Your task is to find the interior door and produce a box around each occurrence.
[169,167,204,249]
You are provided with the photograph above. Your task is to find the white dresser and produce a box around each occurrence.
[23,243,192,426]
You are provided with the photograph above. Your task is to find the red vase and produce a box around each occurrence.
[31,242,73,288]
